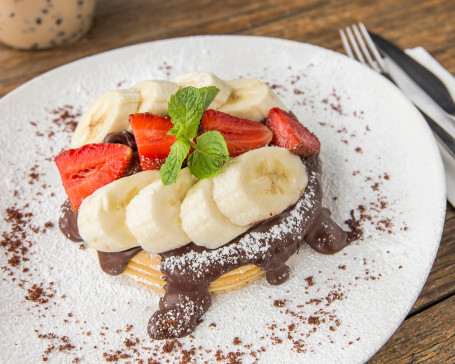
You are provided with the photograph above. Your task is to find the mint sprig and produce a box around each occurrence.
[168,86,203,140]
[188,131,229,179]
[199,86,220,111]
[160,140,191,185]
[160,86,229,185]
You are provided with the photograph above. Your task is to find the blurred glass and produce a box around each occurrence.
[0,0,97,50]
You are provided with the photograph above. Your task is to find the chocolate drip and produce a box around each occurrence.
[148,154,353,339]
[58,200,82,242]
[104,131,137,150]
[148,283,212,340]
[97,247,143,275]
[305,208,348,254]
[124,152,143,176]
[104,131,142,176]
[266,265,290,286]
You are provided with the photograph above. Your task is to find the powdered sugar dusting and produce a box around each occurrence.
[0,36,445,363]
[163,171,316,276]
[162,166,318,280]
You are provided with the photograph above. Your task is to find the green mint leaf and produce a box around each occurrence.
[188,131,229,179]
[199,86,220,111]
[160,140,190,185]
[168,86,203,140]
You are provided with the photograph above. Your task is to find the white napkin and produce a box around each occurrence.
[385,47,455,207]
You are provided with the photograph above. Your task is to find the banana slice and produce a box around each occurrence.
[131,80,180,116]
[217,78,288,121]
[171,72,232,109]
[180,177,250,249]
[71,89,140,148]
[77,170,160,252]
[126,168,197,253]
[212,147,308,226]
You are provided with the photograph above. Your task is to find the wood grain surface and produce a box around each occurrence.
[1,0,454,362]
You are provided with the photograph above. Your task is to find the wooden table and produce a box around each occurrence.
[1,0,453,362]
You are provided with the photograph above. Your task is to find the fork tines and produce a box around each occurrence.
[340,23,388,74]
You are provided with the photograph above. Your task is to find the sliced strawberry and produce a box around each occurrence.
[55,143,133,211]
[201,110,273,157]
[266,108,320,157]
[129,113,177,170]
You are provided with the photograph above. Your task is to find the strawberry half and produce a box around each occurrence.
[201,110,273,157]
[266,108,321,157]
[129,113,177,170]
[55,143,133,211]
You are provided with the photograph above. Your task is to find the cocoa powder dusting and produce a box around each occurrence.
[25,283,55,304]
[49,105,81,133]
[2,205,34,272]
[35,331,76,361]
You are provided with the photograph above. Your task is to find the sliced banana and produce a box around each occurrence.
[171,72,232,109]
[131,80,179,116]
[180,177,250,249]
[217,78,288,121]
[77,170,160,252]
[71,89,140,148]
[125,168,197,253]
[212,147,308,226]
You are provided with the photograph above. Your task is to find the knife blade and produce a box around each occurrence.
[417,107,455,160]
[365,52,455,161]
[368,31,455,116]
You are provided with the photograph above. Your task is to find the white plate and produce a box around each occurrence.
[0,36,446,363]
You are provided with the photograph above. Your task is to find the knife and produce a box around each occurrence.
[417,107,455,160]
[368,31,455,117]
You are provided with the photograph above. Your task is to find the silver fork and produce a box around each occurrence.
[339,23,455,159]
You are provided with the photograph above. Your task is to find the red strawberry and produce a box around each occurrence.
[129,113,177,170]
[266,108,320,157]
[55,143,133,211]
[201,110,273,157]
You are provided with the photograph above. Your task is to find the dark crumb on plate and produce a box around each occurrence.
[304,276,314,287]
[274,300,286,307]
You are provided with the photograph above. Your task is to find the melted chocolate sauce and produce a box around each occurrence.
[58,136,360,340]
[59,200,82,242]
[104,131,142,176]
[124,152,142,176]
[97,247,143,275]
[104,131,137,150]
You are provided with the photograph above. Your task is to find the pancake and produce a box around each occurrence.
[123,250,265,295]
